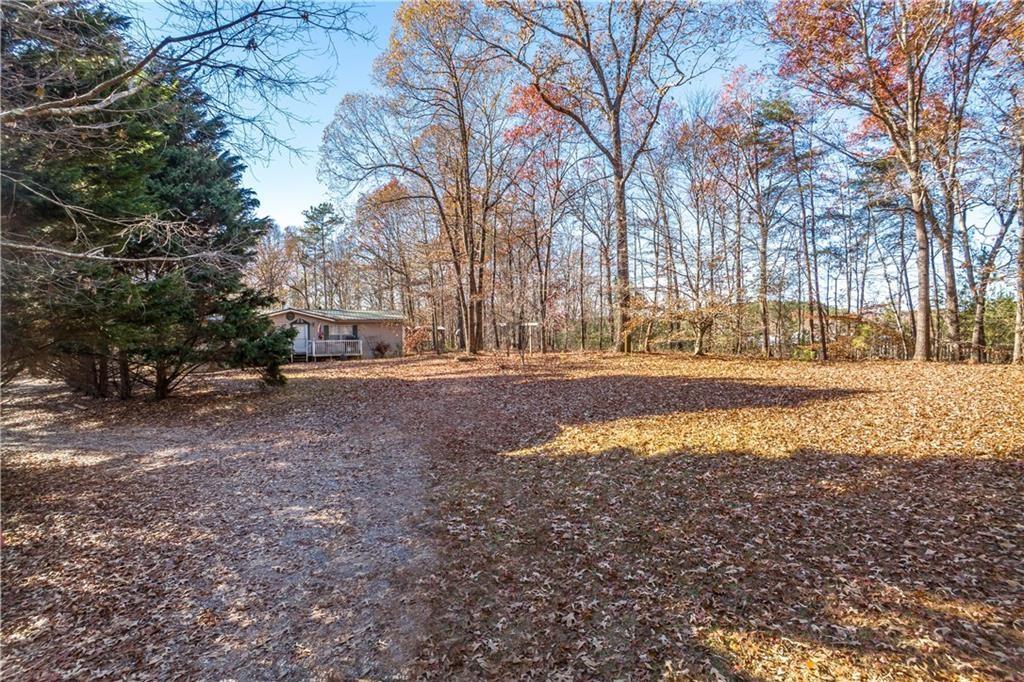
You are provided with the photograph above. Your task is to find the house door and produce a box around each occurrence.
[292,322,309,353]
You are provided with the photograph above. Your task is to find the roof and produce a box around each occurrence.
[267,306,405,323]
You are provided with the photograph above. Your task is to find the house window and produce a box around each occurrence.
[318,324,355,340]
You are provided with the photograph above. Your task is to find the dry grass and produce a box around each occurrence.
[3,353,1022,680]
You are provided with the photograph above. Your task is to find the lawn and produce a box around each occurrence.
[2,354,1022,679]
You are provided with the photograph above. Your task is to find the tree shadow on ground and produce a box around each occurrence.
[342,364,1020,680]
[3,364,1020,680]
[286,371,866,460]
[1,369,861,679]
[4,369,860,452]
[420,443,1023,680]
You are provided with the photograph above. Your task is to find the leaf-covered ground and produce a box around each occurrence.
[1,370,435,679]
[3,354,1023,680]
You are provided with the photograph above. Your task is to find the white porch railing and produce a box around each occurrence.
[305,339,362,357]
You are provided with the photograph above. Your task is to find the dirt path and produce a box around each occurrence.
[2,371,433,679]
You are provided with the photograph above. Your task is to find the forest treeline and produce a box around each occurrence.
[2,0,1023,402]
[249,0,1024,362]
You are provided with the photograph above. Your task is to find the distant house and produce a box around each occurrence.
[266,307,405,360]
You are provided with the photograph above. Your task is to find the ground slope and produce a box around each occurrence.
[3,354,1022,680]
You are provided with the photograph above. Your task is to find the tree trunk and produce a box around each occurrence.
[613,173,631,352]
[603,247,614,349]
[809,198,827,360]
[1015,145,1024,363]
[579,226,586,351]
[970,295,986,364]
[473,297,484,353]
[693,319,711,357]
[931,237,942,358]
[154,363,170,400]
[96,355,109,398]
[491,231,500,350]
[904,36,931,362]
[455,304,466,352]
[118,350,132,400]
[911,187,932,361]
[800,209,815,347]
[733,190,744,355]
[937,232,961,361]
[758,218,770,357]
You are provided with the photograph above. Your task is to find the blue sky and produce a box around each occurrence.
[238,2,400,228]
[134,1,398,228]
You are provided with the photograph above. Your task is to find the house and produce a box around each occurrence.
[266,307,405,360]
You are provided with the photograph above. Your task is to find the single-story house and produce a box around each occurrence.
[266,307,405,360]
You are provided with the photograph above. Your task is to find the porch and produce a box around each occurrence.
[292,339,363,360]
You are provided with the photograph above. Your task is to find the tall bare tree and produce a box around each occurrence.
[472,0,732,351]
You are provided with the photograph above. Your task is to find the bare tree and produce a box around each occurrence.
[471,0,733,351]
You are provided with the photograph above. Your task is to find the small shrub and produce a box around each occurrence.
[791,345,817,361]
[373,341,391,358]
[404,326,431,354]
